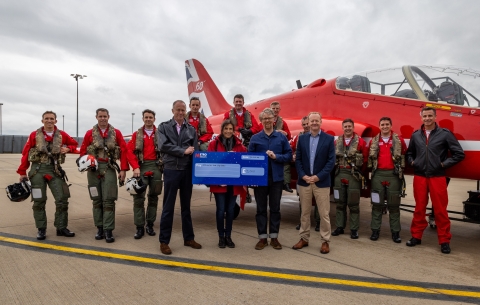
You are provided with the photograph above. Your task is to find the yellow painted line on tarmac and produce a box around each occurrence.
[1,235,479,299]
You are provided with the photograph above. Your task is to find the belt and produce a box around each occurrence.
[339,166,352,169]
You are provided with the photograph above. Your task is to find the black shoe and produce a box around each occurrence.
[295,223,300,230]
[315,222,320,232]
[218,236,226,248]
[350,230,359,239]
[134,227,144,239]
[392,232,401,243]
[105,230,115,243]
[145,223,156,236]
[246,191,252,203]
[441,243,451,254]
[95,226,104,240]
[332,227,344,236]
[406,237,421,247]
[56,228,75,237]
[36,228,46,240]
[370,230,380,241]
[225,236,235,248]
[283,183,293,193]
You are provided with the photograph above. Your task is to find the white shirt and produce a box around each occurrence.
[344,137,352,145]
[144,129,154,137]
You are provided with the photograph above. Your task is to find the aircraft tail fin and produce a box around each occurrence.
[185,59,231,116]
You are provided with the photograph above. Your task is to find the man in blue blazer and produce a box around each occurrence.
[293,112,335,254]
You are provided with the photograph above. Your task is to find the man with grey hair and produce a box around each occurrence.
[248,108,292,250]
[157,100,201,255]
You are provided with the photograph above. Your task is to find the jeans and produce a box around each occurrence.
[253,179,283,239]
[159,168,194,244]
[214,186,237,237]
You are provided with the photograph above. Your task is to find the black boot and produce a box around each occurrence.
[134,227,144,239]
[350,230,359,239]
[95,226,104,240]
[283,183,293,193]
[370,230,380,241]
[37,228,46,240]
[57,228,75,237]
[315,222,320,232]
[105,230,115,243]
[392,232,401,243]
[218,236,226,248]
[331,227,344,236]
[145,223,156,236]
[246,190,252,203]
[225,236,235,248]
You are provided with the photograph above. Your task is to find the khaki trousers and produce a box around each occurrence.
[298,184,331,243]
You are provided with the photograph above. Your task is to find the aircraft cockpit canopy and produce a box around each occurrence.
[336,65,480,107]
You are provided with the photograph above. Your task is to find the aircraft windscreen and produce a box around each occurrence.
[336,65,480,107]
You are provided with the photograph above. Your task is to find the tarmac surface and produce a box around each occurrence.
[1,154,480,304]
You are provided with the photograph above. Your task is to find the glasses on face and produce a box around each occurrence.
[262,117,274,121]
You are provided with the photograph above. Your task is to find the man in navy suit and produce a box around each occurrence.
[292,112,335,254]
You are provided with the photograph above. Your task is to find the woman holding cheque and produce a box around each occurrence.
[207,119,247,248]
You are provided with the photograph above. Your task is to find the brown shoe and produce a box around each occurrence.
[255,238,268,250]
[292,239,309,250]
[160,243,172,255]
[270,238,282,250]
[184,239,202,249]
[320,242,330,254]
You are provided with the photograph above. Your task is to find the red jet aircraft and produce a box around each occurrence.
[185,59,480,222]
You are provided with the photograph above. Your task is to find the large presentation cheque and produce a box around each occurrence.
[192,152,268,186]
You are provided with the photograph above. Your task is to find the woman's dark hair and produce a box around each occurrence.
[221,119,234,134]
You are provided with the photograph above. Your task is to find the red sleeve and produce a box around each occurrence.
[127,132,140,170]
[359,138,369,172]
[115,129,130,171]
[400,137,408,155]
[250,114,262,134]
[17,132,36,175]
[79,130,93,156]
[360,138,369,163]
[207,140,216,152]
[60,131,78,154]
[223,111,229,120]
[282,120,292,140]
[291,135,298,153]
[199,118,214,142]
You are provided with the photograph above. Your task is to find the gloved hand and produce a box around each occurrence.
[240,128,253,138]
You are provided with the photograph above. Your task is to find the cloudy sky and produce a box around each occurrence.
[1,0,480,136]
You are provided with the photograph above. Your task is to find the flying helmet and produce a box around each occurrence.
[6,180,31,202]
[125,177,147,195]
[77,155,98,172]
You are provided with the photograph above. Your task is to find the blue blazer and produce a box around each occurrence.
[295,131,335,188]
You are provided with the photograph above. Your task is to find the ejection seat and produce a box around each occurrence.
[349,75,371,93]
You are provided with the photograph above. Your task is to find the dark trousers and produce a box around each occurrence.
[159,168,194,244]
[253,179,283,239]
[214,186,236,237]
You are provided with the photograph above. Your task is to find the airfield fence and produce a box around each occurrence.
[0,135,84,153]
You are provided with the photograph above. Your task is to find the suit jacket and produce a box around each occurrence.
[295,131,335,188]
[157,118,199,170]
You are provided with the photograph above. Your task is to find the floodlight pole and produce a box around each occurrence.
[132,113,135,134]
[0,103,3,135]
[71,74,87,139]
